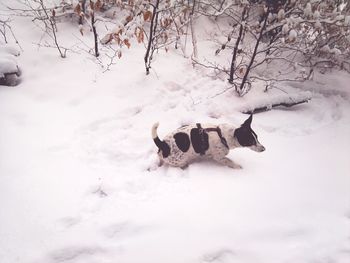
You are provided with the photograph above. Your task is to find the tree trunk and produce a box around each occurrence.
[229,7,248,84]
[238,8,269,96]
[79,0,86,25]
[189,0,198,60]
[144,0,160,75]
[91,11,99,57]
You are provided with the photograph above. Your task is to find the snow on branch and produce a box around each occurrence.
[240,91,312,114]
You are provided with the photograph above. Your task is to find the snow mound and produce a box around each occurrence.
[0,44,20,56]
[0,44,21,85]
[0,57,18,78]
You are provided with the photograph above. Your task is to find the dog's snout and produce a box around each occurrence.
[249,144,265,152]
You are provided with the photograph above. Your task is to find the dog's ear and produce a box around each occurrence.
[242,114,253,127]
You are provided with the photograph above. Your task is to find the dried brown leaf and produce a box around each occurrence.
[124,39,131,48]
[74,3,81,15]
[143,10,152,21]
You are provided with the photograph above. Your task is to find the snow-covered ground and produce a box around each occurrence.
[1,4,350,263]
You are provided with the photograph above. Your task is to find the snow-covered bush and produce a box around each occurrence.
[90,0,192,73]
[13,0,192,72]
[11,0,68,58]
[276,0,350,72]
[196,0,350,96]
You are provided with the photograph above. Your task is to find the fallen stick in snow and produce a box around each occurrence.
[240,91,312,114]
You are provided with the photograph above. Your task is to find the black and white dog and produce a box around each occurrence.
[152,115,265,169]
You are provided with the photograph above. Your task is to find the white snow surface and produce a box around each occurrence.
[1,5,350,263]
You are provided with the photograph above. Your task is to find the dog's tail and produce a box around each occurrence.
[152,122,170,157]
[152,122,160,140]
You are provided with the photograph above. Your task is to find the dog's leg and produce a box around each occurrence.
[213,157,242,169]
[147,158,163,172]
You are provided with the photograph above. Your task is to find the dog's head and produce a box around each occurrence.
[234,115,265,152]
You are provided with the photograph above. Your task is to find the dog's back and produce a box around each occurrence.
[153,123,232,168]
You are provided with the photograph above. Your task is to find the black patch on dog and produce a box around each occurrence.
[174,132,190,152]
[153,137,170,158]
[234,126,257,147]
[190,128,209,154]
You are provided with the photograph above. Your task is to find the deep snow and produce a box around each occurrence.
[1,3,350,263]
